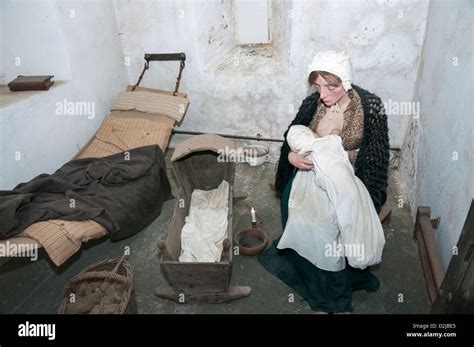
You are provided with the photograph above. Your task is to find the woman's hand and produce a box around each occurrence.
[288,151,314,171]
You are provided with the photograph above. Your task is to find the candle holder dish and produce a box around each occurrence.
[234,228,268,256]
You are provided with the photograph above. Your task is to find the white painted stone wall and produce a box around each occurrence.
[0,0,72,84]
[114,0,429,152]
[399,0,473,268]
[0,0,128,189]
[2,0,431,187]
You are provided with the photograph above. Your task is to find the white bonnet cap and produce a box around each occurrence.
[307,50,353,91]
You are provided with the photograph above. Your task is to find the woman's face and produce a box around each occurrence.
[313,75,346,107]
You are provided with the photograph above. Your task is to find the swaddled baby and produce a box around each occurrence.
[278,125,385,270]
[287,125,350,182]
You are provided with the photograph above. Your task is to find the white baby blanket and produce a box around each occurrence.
[179,180,229,263]
[277,125,385,270]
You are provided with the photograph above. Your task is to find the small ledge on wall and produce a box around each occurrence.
[205,44,287,77]
[0,80,70,110]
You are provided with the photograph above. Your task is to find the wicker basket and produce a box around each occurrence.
[59,258,137,314]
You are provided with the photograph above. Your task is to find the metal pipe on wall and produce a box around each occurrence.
[172,129,402,151]
[172,129,284,142]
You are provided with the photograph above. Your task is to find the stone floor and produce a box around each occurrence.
[0,149,431,314]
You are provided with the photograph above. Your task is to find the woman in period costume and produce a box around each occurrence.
[258,51,390,313]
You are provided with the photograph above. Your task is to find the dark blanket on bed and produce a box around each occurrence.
[0,145,172,241]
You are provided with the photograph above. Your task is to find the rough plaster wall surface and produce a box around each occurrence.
[114,0,429,153]
[1,0,72,84]
[1,0,128,189]
[2,0,431,190]
[399,0,473,268]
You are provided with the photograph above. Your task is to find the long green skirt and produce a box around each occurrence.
[258,172,380,313]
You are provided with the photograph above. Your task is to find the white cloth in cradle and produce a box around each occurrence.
[277,125,385,270]
[179,180,229,263]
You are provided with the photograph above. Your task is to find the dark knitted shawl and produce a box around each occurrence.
[275,84,390,213]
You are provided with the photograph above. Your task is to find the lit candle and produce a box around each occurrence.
[251,207,257,223]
